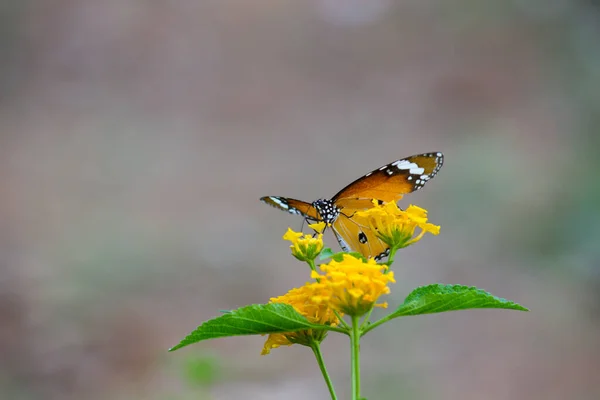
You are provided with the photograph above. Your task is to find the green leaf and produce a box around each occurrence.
[169,303,323,352]
[330,251,367,262]
[319,247,366,262]
[390,284,529,318]
[319,247,335,260]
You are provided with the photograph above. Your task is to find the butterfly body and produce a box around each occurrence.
[311,199,340,224]
[261,152,443,260]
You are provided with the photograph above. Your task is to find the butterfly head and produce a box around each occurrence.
[312,199,340,224]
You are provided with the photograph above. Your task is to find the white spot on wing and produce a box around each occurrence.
[271,197,288,209]
[392,160,416,169]
[393,160,424,175]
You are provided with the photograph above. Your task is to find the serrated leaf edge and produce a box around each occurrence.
[394,283,529,317]
[169,303,321,352]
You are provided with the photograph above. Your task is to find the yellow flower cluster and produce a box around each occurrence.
[353,201,440,250]
[282,227,324,262]
[264,202,436,354]
[261,283,339,355]
[311,254,395,316]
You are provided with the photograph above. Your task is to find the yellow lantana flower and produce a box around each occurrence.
[308,221,327,234]
[283,228,324,262]
[261,284,339,355]
[310,254,395,316]
[353,201,440,251]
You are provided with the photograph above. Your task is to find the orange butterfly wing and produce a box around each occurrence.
[331,213,390,261]
[260,196,320,220]
[332,152,444,207]
[329,152,443,259]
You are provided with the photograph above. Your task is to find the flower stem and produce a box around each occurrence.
[360,309,374,330]
[361,314,393,336]
[311,340,338,400]
[350,315,361,400]
[385,246,398,269]
[334,311,350,330]
[325,325,351,335]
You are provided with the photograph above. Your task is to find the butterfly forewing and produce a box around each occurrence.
[260,196,320,220]
[332,152,443,207]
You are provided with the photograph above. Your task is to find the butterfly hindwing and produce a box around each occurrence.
[332,152,443,208]
[260,196,320,220]
[331,214,390,261]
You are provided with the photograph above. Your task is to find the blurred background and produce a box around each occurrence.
[1,1,599,399]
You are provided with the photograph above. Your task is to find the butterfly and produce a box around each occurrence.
[261,152,444,261]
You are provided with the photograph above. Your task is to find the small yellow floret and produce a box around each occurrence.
[354,201,440,251]
[308,221,327,234]
[282,228,324,261]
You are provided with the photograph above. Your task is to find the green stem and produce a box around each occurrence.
[361,313,394,336]
[311,340,338,400]
[359,309,374,330]
[350,315,361,400]
[334,311,350,330]
[307,259,317,273]
[324,325,350,335]
[385,246,398,268]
